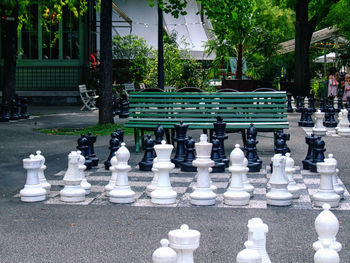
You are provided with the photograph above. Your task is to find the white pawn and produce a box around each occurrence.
[312,110,327,136]
[325,154,344,199]
[336,109,350,136]
[314,240,340,263]
[236,241,262,263]
[104,153,118,196]
[152,239,177,263]
[242,158,254,197]
[147,157,159,197]
[313,204,342,252]
[60,151,86,202]
[313,160,340,208]
[20,154,47,202]
[109,143,135,203]
[266,154,292,206]
[151,140,177,204]
[285,153,300,199]
[224,144,250,206]
[77,151,91,195]
[168,224,200,263]
[190,134,216,206]
[35,150,51,195]
[247,218,271,263]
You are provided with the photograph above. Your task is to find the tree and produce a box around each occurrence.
[0,0,87,104]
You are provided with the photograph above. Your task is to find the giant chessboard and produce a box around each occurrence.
[16,165,350,210]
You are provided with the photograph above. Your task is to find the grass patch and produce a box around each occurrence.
[36,123,134,136]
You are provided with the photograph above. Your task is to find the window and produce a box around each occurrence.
[21,4,39,59]
[62,6,80,59]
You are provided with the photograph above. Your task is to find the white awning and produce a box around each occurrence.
[314,52,337,63]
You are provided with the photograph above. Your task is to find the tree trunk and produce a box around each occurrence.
[294,0,315,96]
[236,43,243,80]
[99,0,114,124]
[2,6,18,104]
[157,4,164,90]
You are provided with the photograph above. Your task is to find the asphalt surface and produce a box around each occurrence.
[0,106,349,263]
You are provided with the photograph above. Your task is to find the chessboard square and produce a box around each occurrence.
[301,170,318,177]
[45,197,94,205]
[303,178,320,185]
[247,199,267,209]
[47,180,64,186]
[293,194,312,203]
[211,177,230,183]
[85,176,110,181]
[171,177,193,183]
[252,194,266,200]
[91,185,105,192]
[292,202,312,209]
[129,171,154,178]
[254,188,266,195]
[337,202,350,210]
[250,178,267,184]
[307,188,318,196]
[294,174,303,179]
[129,181,149,187]
[170,172,195,178]
[210,173,231,179]
[252,183,267,189]
[296,183,307,189]
[129,176,152,182]
[213,182,229,189]
[173,187,187,194]
[91,198,110,205]
[343,189,350,197]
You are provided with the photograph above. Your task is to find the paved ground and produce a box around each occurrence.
[0,106,350,263]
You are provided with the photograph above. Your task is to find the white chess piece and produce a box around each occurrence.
[325,154,344,199]
[105,153,118,196]
[168,224,200,263]
[190,134,216,206]
[20,154,47,202]
[77,151,91,195]
[312,160,340,208]
[151,140,177,204]
[312,110,327,136]
[224,144,250,206]
[152,239,177,263]
[335,111,342,132]
[147,157,159,197]
[304,97,309,109]
[236,241,262,263]
[242,158,254,196]
[247,218,271,263]
[35,150,51,195]
[336,109,350,136]
[314,240,340,263]
[313,204,342,252]
[266,154,293,206]
[109,143,135,203]
[60,151,86,202]
[192,167,217,193]
[285,153,300,199]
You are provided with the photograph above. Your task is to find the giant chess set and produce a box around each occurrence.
[15,117,350,210]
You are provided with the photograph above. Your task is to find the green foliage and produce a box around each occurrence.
[325,0,350,39]
[112,35,152,83]
[311,76,327,99]
[148,0,188,18]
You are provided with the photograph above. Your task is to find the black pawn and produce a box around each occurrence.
[180,136,197,172]
[119,98,129,118]
[171,121,188,168]
[154,123,165,144]
[213,116,229,167]
[210,138,226,173]
[302,134,317,170]
[86,132,99,166]
[115,129,124,143]
[245,134,262,172]
[104,132,120,170]
[20,97,29,119]
[10,98,20,120]
[274,130,290,155]
[139,135,156,171]
[298,107,307,127]
[319,98,326,112]
[304,108,314,127]
[0,101,10,122]
[286,93,293,113]
[309,136,326,173]
[296,96,304,112]
[325,106,337,128]
[328,96,335,110]
[247,123,257,140]
[77,134,93,170]
[337,97,343,111]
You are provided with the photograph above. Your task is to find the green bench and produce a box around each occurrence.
[124,91,289,152]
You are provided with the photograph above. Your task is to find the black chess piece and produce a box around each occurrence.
[298,107,307,127]
[286,93,293,113]
[104,132,120,170]
[119,98,129,118]
[10,98,20,120]
[247,123,257,140]
[325,106,337,128]
[337,97,343,112]
[0,101,10,122]
[112,95,121,116]
[171,121,188,168]
[274,130,290,155]
[139,135,156,171]
[319,98,326,112]
[309,136,326,172]
[245,134,262,172]
[115,129,124,143]
[210,138,226,173]
[296,96,304,112]
[180,136,197,172]
[20,97,29,119]
[213,116,229,167]
[323,106,330,126]
[302,134,317,170]
[309,93,316,112]
[304,108,315,127]
[76,134,93,170]
[86,132,99,166]
[154,123,165,144]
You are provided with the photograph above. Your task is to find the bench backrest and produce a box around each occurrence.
[128,91,288,129]
[79,84,88,93]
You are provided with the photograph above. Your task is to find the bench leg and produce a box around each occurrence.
[141,129,145,149]
[135,128,140,153]
[165,129,171,144]
[241,130,247,148]
[209,129,214,141]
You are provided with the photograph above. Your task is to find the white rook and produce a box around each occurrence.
[325,154,344,199]
[247,218,271,263]
[168,224,200,263]
[35,150,51,195]
[20,154,47,202]
[336,109,350,136]
[312,110,327,136]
